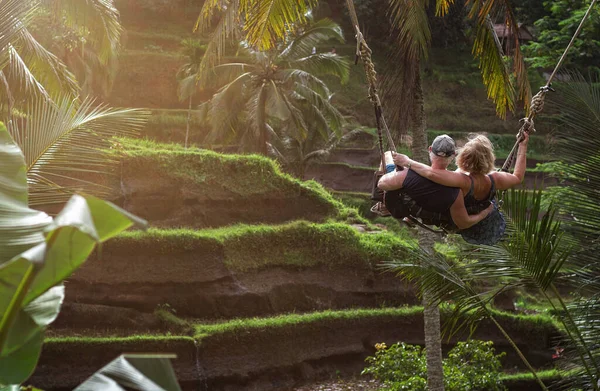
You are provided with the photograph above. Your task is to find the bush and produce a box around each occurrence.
[362,340,506,391]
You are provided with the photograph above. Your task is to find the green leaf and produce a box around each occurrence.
[243,0,318,51]
[0,331,43,385]
[2,286,64,358]
[75,354,181,391]
[0,122,147,385]
[10,96,149,206]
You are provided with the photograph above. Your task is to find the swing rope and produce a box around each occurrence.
[501,0,598,172]
[344,0,396,171]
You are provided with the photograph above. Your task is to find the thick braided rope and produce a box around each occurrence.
[345,0,396,159]
[355,30,397,152]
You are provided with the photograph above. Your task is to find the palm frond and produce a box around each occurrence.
[2,45,49,102]
[288,53,350,84]
[547,74,600,284]
[382,0,430,138]
[471,14,515,118]
[293,83,344,137]
[177,74,197,102]
[10,96,149,206]
[201,72,252,145]
[470,0,531,111]
[280,68,331,99]
[194,0,225,34]
[40,0,122,65]
[195,3,240,88]
[435,0,455,16]
[12,28,79,97]
[0,0,33,59]
[243,0,318,51]
[388,0,431,62]
[279,18,344,61]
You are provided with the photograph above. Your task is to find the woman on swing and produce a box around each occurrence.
[392,132,529,244]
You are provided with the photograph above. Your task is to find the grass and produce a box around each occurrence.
[500,369,564,382]
[115,137,366,223]
[43,306,558,345]
[116,221,414,273]
[193,307,423,340]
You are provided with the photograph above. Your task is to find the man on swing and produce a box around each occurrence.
[376,135,494,232]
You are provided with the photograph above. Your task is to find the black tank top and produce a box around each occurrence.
[402,170,460,213]
[464,175,496,213]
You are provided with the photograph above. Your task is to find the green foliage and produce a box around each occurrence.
[75,354,181,391]
[362,340,506,391]
[523,0,600,72]
[199,18,349,155]
[426,130,552,160]
[116,137,367,224]
[195,307,424,340]
[116,220,413,273]
[0,0,123,102]
[0,123,145,386]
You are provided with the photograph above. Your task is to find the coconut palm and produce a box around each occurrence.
[383,76,600,390]
[177,38,205,148]
[199,18,349,155]
[0,0,122,108]
[0,0,149,206]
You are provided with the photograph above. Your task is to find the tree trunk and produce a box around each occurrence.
[185,95,192,149]
[257,83,268,155]
[411,68,445,391]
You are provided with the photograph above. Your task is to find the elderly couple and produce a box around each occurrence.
[377,133,528,244]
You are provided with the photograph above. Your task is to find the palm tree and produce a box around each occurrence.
[193,1,532,387]
[199,18,349,154]
[380,76,600,390]
[381,1,533,387]
[0,0,148,205]
[177,38,205,148]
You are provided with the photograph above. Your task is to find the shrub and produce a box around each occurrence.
[362,340,506,391]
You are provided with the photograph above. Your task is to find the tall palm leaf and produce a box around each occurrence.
[0,0,33,66]
[193,0,318,86]
[1,0,123,103]
[10,97,149,206]
[544,75,600,389]
[383,0,531,137]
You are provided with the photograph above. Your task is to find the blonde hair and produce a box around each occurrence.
[456,135,496,175]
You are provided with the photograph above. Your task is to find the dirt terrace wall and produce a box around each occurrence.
[32,311,558,391]
[64,231,417,320]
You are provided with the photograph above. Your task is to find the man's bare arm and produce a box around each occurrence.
[378,170,408,191]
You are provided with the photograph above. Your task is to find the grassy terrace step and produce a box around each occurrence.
[108,138,363,228]
[63,222,415,319]
[36,308,559,391]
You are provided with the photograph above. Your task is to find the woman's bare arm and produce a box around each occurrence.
[491,132,529,190]
[450,192,494,230]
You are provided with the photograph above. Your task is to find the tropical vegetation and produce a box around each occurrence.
[198,18,349,155]
[362,340,506,391]
[0,0,148,205]
[383,76,600,390]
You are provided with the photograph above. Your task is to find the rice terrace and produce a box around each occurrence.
[1,0,600,390]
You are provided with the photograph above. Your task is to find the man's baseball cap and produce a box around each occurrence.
[431,134,456,157]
